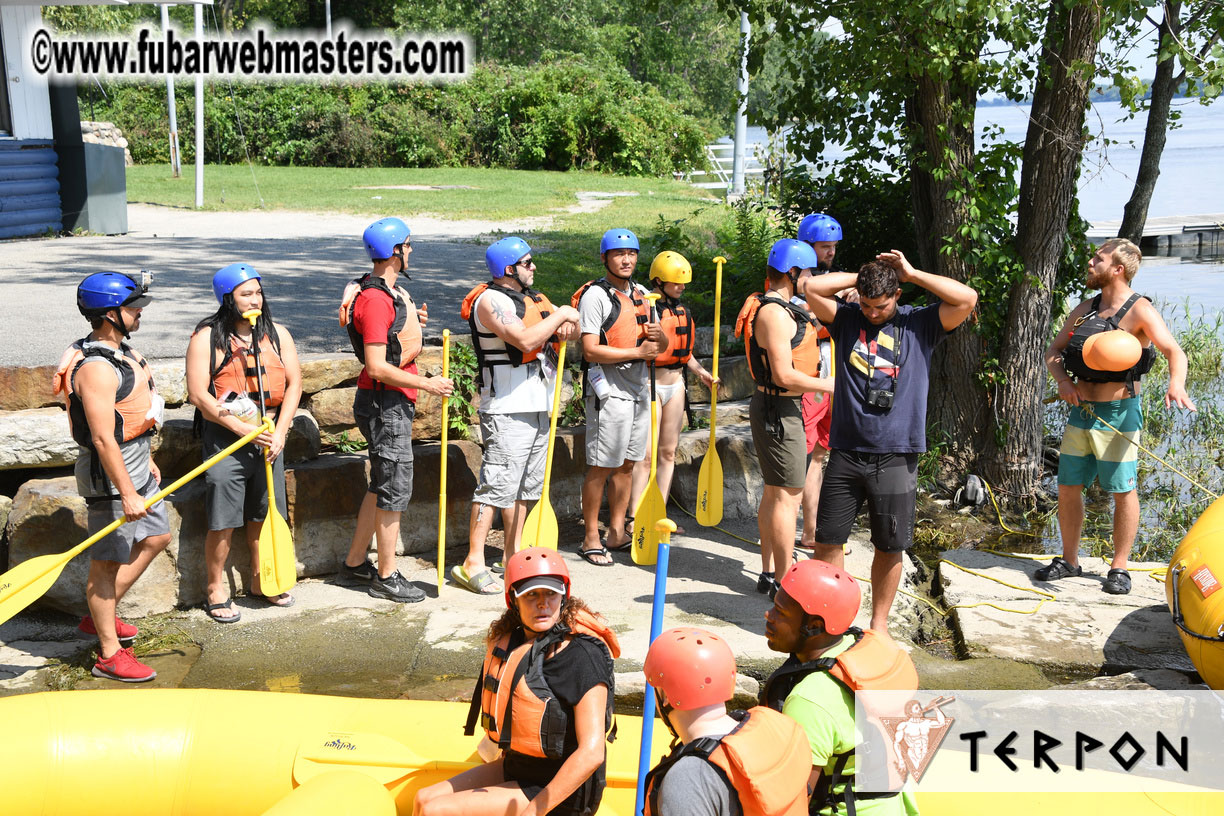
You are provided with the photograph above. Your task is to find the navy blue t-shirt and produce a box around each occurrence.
[824,302,947,453]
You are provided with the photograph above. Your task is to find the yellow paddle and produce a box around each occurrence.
[0,419,272,627]
[632,294,667,565]
[243,310,296,597]
[521,341,567,550]
[696,256,726,526]
[293,730,643,787]
[437,330,451,590]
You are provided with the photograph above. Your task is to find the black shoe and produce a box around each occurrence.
[756,572,774,594]
[339,558,377,584]
[768,579,781,601]
[369,570,425,603]
[1102,568,1132,595]
[1034,557,1082,582]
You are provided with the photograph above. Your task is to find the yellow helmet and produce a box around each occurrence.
[650,251,692,284]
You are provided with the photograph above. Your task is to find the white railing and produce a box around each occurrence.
[680,143,768,190]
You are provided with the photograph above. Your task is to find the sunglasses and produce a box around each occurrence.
[517,258,536,268]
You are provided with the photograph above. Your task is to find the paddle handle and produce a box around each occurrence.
[438,330,451,591]
[540,341,566,491]
[67,419,273,566]
[645,294,661,483]
[708,258,724,448]
[635,518,676,816]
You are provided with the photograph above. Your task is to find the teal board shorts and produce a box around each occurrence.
[1058,397,1142,493]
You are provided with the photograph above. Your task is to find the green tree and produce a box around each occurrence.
[741,0,1126,497]
[1115,0,1223,243]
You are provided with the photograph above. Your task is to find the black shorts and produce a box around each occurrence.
[504,752,604,816]
[815,449,918,552]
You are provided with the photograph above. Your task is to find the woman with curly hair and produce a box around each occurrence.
[415,547,620,816]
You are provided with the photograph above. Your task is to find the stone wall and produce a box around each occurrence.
[1,349,762,618]
[81,121,134,167]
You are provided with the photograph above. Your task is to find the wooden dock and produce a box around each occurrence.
[1087,214,1224,253]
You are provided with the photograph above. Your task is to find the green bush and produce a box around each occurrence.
[87,58,709,176]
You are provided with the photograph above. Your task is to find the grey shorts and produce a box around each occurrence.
[585,393,650,468]
[355,388,416,512]
[473,411,549,508]
[749,391,806,489]
[202,420,288,531]
[87,477,171,563]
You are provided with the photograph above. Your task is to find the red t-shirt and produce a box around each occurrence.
[353,287,418,401]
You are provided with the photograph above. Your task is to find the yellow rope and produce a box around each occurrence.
[1078,403,1220,500]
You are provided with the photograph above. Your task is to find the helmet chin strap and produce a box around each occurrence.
[393,247,411,280]
[605,257,633,282]
[104,310,131,339]
[654,689,681,742]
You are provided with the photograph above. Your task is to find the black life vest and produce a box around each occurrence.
[1061,293,1157,396]
[340,274,423,369]
[460,282,557,395]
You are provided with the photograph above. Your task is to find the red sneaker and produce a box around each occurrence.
[92,647,156,683]
[78,616,139,642]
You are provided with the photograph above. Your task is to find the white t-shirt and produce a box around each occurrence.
[473,287,554,414]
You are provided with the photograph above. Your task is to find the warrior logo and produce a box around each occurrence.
[880,695,955,783]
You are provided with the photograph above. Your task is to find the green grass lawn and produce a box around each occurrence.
[127,164,735,308]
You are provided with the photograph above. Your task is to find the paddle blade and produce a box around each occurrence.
[258,472,297,597]
[293,731,475,786]
[631,483,666,566]
[695,445,724,527]
[521,497,559,550]
[0,553,72,627]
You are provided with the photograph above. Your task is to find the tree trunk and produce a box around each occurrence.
[985,0,1103,498]
[906,75,987,479]
[1119,1,1183,244]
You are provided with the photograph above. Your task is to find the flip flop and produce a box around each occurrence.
[579,545,615,567]
[451,564,501,595]
[204,598,241,624]
[249,591,295,608]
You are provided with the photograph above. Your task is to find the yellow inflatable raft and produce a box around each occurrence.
[1166,493,1224,690]
[0,690,1219,815]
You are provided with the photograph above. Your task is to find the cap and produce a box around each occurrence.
[513,575,567,598]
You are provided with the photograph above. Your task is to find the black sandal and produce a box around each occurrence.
[579,545,615,567]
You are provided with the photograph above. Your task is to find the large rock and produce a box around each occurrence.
[5,477,181,618]
[154,407,321,485]
[299,354,362,395]
[938,550,1194,676]
[670,425,762,520]
[309,387,357,430]
[0,408,76,469]
[686,356,753,404]
[692,327,736,358]
[688,399,751,426]
[0,364,57,411]
[147,360,187,406]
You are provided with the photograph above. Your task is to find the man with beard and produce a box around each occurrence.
[1039,237,1195,595]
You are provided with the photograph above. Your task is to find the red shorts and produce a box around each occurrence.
[801,392,831,454]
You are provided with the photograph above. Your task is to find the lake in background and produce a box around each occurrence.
[741,100,1224,313]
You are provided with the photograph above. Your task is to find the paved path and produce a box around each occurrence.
[0,203,607,366]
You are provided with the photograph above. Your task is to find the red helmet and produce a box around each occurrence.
[643,627,736,710]
[504,547,571,608]
[779,560,861,635]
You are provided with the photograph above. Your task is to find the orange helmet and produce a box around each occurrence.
[644,627,736,710]
[504,547,571,608]
[778,560,861,635]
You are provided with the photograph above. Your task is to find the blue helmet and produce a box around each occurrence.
[77,272,151,316]
[599,228,639,256]
[363,217,411,261]
[486,237,531,278]
[767,239,820,277]
[212,263,261,303]
[797,213,843,243]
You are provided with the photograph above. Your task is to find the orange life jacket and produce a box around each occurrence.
[735,293,824,393]
[644,707,811,816]
[53,339,158,449]
[571,278,650,349]
[760,628,918,815]
[460,282,557,392]
[206,331,287,408]
[465,608,621,760]
[339,274,423,370]
[654,295,693,370]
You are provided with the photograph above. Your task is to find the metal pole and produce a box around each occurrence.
[161,5,181,178]
[731,12,750,196]
[194,3,203,208]
[325,0,333,39]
